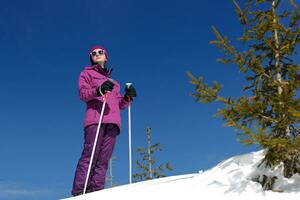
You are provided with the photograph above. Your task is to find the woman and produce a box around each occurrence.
[72,45,136,196]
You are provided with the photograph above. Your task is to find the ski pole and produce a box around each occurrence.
[83,95,107,194]
[126,83,132,184]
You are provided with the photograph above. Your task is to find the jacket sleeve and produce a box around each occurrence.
[78,71,98,102]
[118,94,130,110]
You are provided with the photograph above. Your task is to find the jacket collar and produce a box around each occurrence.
[86,64,113,77]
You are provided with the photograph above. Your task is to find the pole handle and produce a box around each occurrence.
[126,82,132,88]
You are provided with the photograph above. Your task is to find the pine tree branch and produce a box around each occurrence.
[289,0,299,9]
[258,113,278,123]
[232,0,249,25]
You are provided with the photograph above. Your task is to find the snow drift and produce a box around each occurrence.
[62,150,300,200]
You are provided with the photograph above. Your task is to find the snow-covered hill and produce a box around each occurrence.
[62,150,300,200]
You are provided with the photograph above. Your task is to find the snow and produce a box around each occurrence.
[61,150,300,200]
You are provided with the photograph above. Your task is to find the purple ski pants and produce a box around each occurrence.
[72,123,119,196]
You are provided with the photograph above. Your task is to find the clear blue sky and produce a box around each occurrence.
[0,0,298,199]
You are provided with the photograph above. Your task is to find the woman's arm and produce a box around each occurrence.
[78,71,98,102]
[119,94,130,110]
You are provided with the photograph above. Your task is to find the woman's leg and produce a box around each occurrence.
[71,124,105,196]
[89,124,119,191]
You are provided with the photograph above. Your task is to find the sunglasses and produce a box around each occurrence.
[91,50,105,56]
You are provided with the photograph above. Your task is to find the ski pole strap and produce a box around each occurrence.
[127,96,131,104]
[102,93,108,102]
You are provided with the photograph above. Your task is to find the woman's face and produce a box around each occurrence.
[90,48,107,65]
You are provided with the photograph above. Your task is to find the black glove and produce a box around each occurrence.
[97,80,114,96]
[124,85,137,101]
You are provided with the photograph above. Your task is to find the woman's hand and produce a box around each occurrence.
[124,85,137,101]
[97,80,114,96]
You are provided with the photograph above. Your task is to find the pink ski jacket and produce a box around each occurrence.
[78,65,129,130]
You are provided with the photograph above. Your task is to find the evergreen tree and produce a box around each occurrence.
[105,156,116,188]
[188,0,300,190]
[133,127,173,182]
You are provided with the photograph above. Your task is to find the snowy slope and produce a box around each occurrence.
[62,150,300,200]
